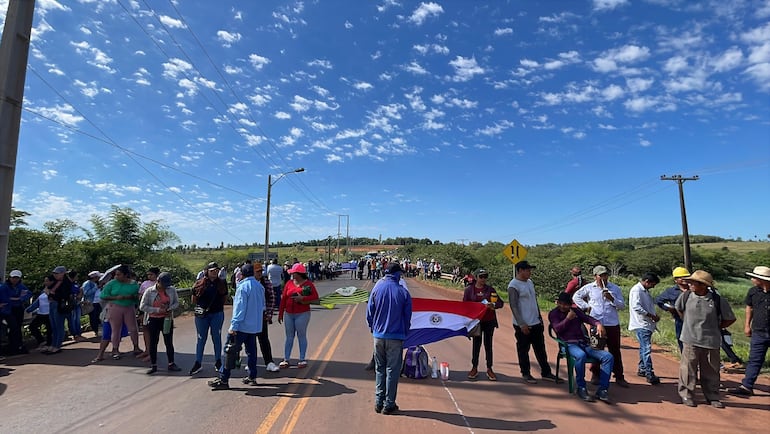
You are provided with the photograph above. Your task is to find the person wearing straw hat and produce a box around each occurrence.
[730,266,770,397]
[676,270,735,408]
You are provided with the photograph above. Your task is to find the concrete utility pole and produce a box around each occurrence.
[337,214,348,262]
[661,174,699,272]
[0,0,36,278]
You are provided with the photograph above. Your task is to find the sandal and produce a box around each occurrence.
[112,352,121,360]
[132,349,144,356]
[278,360,290,369]
[297,360,308,368]
[91,356,104,363]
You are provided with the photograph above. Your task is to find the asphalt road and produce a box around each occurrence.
[1,276,767,433]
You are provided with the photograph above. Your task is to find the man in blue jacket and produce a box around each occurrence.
[367,263,412,415]
[1,270,31,355]
[208,263,265,390]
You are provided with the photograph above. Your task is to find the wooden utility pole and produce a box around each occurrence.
[661,174,699,272]
[0,0,36,278]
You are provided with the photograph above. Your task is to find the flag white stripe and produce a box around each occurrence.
[411,311,478,331]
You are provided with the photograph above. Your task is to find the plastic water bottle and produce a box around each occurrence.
[440,362,450,380]
[431,356,439,378]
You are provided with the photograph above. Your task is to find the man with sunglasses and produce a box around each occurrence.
[508,261,560,384]
[463,269,503,381]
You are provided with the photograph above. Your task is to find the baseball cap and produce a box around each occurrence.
[9,270,22,278]
[515,261,536,271]
[388,263,402,274]
[206,262,219,270]
[52,266,67,274]
[592,265,609,275]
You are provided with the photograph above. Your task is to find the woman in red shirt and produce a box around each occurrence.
[278,263,319,369]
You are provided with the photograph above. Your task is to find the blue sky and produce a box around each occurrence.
[3,0,769,248]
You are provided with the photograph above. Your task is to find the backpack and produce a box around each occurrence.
[401,345,430,379]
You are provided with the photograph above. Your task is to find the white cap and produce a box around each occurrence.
[10,270,22,278]
[88,270,101,278]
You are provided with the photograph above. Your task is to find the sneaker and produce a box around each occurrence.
[615,377,630,388]
[646,374,661,385]
[541,373,563,383]
[374,404,383,414]
[146,366,157,375]
[167,363,181,372]
[486,369,497,381]
[709,400,725,409]
[467,367,478,379]
[576,387,594,402]
[189,361,202,376]
[297,360,308,368]
[730,385,754,396]
[279,360,290,369]
[636,370,647,377]
[266,362,280,372]
[241,377,258,386]
[681,397,697,407]
[523,374,537,384]
[595,389,610,403]
[208,378,229,390]
[381,404,399,415]
[214,359,222,371]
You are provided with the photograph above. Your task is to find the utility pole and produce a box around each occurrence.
[337,214,349,262]
[661,174,699,272]
[0,0,36,278]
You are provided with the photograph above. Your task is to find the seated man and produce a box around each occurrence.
[548,292,614,403]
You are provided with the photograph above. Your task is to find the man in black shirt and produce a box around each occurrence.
[730,266,770,397]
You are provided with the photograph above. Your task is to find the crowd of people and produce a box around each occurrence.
[2,257,768,411]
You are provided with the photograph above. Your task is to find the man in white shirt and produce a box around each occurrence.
[508,261,559,384]
[573,265,629,387]
[628,272,661,385]
[266,259,284,306]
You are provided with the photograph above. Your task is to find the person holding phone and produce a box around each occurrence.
[573,265,628,388]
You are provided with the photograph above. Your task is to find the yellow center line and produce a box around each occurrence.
[256,280,370,434]
[282,302,360,433]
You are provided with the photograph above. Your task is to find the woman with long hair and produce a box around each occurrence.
[140,272,180,374]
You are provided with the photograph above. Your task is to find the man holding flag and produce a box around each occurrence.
[367,263,412,415]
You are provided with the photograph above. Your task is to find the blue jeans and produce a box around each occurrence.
[283,311,310,361]
[220,331,258,382]
[194,311,224,364]
[635,328,654,375]
[49,301,66,349]
[273,285,282,310]
[741,331,770,390]
[567,343,613,390]
[68,305,82,336]
[374,338,403,409]
[674,317,683,352]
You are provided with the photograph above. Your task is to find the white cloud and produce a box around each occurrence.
[748,43,770,63]
[403,61,429,75]
[249,54,271,70]
[592,0,629,11]
[35,104,84,127]
[711,47,743,72]
[741,22,770,45]
[274,111,291,119]
[162,58,193,79]
[41,169,58,180]
[308,59,333,69]
[593,45,650,72]
[624,96,657,112]
[449,56,485,82]
[520,59,539,68]
[159,15,187,29]
[476,120,514,136]
[494,28,513,36]
[344,20,353,29]
[745,62,770,90]
[447,97,477,109]
[353,81,374,90]
[602,84,624,100]
[626,77,654,93]
[408,2,444,25]
[217,30,242,47]
[663,56,688,74]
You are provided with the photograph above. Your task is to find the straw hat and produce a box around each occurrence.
[684,270,714,287]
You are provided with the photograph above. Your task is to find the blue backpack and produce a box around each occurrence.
[402,345,430,379]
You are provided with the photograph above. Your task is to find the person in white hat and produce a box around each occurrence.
[730,266,770,397]
[1,270,32,354]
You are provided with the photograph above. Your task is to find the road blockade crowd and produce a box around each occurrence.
[2,258,768,412]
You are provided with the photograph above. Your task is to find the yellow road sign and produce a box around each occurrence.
[503,239,528,264]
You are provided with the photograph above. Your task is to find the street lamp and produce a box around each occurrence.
[264,168,304,264]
